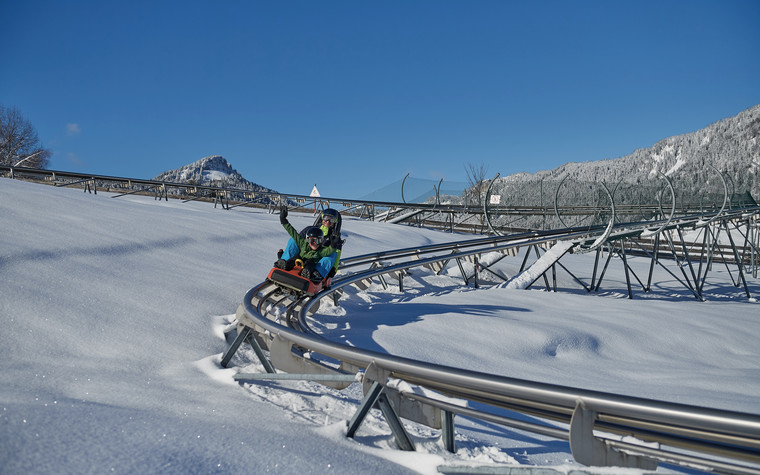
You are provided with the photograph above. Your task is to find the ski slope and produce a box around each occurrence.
[1,177,758,474]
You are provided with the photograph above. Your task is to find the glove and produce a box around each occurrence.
[309,268,324,282]
[301,263,323,282]
[279,206,288,224]
[327,233,343,248]
[274,258,296,271]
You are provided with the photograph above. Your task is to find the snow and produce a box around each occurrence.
[505,241,574,289]
[202,170,230,182]
[664,157,687,176]
[1,177,759,474]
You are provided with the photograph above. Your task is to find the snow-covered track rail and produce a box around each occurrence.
[224,207,760,474]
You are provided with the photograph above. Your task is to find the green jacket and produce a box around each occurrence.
[283,221,339,261]
[318,223,342,271]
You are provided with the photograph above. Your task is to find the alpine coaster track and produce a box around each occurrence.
[223,208,760,475]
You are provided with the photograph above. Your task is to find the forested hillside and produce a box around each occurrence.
[487,105,759,208]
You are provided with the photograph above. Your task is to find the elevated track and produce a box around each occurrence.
[225,207,760,474]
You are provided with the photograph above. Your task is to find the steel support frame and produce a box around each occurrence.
[592,214,757,302]
[223,216,760,473]
[442,411,456,453]
[638,232,701,300]
[220,325,276,373]
[346,380,415,451]
[111,184,157,199]
[722,220,752,298]
[55,176,97,194]
[213,191,229,210]
[154,184,168,201]
[520,244,586,293]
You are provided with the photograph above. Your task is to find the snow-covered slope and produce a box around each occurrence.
[2,177,758,474]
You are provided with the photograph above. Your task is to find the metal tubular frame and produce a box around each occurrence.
[232,267,760,473]
[222,205,760,474]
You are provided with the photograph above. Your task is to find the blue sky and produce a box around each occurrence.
[2,1,759,199]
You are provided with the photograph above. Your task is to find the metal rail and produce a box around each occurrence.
[0,164,486,215]
[4,165,755,237]
[225,207,760,474]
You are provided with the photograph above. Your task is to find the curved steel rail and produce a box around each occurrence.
[649,172,677,234]
[232,207,760,474]
[703,165,730,226]
[483,172,501,235]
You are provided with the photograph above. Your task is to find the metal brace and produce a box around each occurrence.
[220,325,275,373]
[442,410,456,453]
[346,379,415,451]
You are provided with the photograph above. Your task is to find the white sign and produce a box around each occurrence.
[310,184,321,197]
[489,194,501,205]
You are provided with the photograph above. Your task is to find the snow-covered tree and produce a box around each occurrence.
[0,104,51,168]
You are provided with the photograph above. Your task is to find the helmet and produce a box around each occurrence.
[321,208,339,225]
[305,226,323,246]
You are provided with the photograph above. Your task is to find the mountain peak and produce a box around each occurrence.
[195,155,232,171]
[153,155,280,198]
[156,155,237,185]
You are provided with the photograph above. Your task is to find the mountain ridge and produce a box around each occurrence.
[523,104,759,190]
[152,155,278,193]
[155,105,759,204]
[152,155,289,205]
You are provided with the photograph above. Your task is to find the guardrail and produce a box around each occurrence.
[226,208,760,474]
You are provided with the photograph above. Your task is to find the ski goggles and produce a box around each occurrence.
[321,215,336,225]
[307,235,323,245]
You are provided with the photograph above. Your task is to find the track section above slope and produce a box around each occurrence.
[5,164,756,237]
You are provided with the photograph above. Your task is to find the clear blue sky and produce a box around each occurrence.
[2,0,759,199]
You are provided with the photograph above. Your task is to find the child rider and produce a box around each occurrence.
[275,206,340,282]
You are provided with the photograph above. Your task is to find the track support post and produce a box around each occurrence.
[442,410,456,453]
[220,325,275,373]
[220,326,250,368]
[347,380,415,451]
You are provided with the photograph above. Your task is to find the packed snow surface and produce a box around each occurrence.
[1,177,758,474]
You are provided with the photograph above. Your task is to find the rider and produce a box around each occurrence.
[276,207,343,278]
[275,207,341,282]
